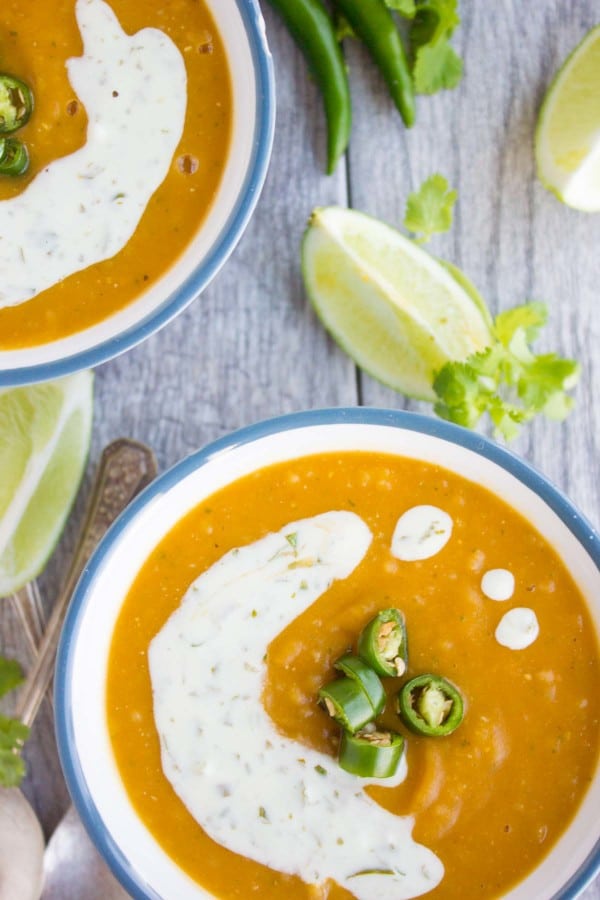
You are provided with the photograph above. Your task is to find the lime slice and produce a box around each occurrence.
[536,25,600,212]
[301,207,493,400]
[0,372,93,598]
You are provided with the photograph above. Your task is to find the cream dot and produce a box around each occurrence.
[481,569,515,601]
[495,608,539,650]
[391,505,453,561]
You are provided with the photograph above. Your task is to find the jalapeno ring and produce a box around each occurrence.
[0,74,34,134]
[318,676,375,733]
[397,674,464,737]
[357,608,408,677]
[339,727,405,778]
[334,653,386,715]
[0,138,29,176]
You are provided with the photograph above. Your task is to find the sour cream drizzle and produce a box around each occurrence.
[391,505,453,562]
[149,512,443,899]
[0,0,186,309]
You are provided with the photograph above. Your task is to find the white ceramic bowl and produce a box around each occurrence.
[55,409,600,899]
[0,0,274,386]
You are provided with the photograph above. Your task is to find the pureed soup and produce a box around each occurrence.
[106,452,600,899]
[0,0,232,348]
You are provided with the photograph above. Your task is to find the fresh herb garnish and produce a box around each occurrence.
[0,658,30,787]
[285,532,298,549]
[385,0,417,16]
[402,174,579,439]
[0,658,25,697]
[403,173,457,243]
[385,0,463,95]
[433,303,579,440]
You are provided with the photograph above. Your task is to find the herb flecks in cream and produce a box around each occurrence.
[391,505,453,562]
[0,0,186,309]
[149,512,443,900]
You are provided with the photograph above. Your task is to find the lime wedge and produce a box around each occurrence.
[0,372,93,598]
[536,25,600,212]
[301,207,493,400]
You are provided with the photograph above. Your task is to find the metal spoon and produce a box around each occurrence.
[10,438,157,900]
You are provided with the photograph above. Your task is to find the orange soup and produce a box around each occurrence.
[107,452,599,898]
[0,0,232,348]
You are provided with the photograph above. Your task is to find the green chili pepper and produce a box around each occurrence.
[265,0,352,174]
[357,609,408,677]
[397,674,464,737]
[334,654,385,715]
[331,0,415,127]
[339,727,404,778]
[0,74,34,134]
[318,676,374,733]
[0,138,29,176]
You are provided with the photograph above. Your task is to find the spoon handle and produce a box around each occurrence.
[15,438,158,729]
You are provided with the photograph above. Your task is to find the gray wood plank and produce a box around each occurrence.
[347,1,600,531]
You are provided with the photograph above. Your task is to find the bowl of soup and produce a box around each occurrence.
[0,0,274,385]
[55,409,600,899]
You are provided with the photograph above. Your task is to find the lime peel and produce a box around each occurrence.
[302,206,493,400]
[536,24,600,212]
[0,372,93,598]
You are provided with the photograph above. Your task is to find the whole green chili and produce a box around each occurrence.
[331,0,415,127]
[266,0,352,174]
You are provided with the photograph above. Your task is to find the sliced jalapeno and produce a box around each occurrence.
[357,608,408,677]
[339,726,404,778]
[334,653,386,715]
[0,74,34,134]
[397,674,464,737]
[0,138,29,176]
[318,676,374,733]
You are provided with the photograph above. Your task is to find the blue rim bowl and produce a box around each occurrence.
[0,0,275,387]
[55,409,600,899]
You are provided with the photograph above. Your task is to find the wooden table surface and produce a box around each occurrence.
[2,1,599,897]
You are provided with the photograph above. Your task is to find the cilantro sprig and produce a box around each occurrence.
[386,0,463,95]
[433,304,579,440]
[403,175,579,440]
[0,657,30,788]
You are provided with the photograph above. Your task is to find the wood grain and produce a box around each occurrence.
[1,0,598,896]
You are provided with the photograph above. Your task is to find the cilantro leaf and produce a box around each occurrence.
[413,40,463,94]
[433,303,579,440]
[0,658,24,699]
[0,750,26,788]
[408,0,463,95]
[494,302,547,346]
[385,0,417,17]
[411,0,460,46]
[0,714,30,788]
[0,657,30,787]
[404,173,457,242]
